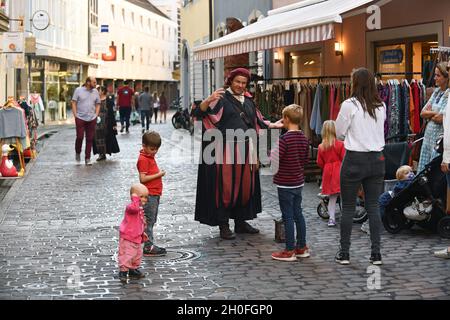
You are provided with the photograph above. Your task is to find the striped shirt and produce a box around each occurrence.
[272,130,310,187]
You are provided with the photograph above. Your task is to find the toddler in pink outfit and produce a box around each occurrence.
[118,183,149,283]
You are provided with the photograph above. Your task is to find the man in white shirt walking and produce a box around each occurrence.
[71,77,101,166]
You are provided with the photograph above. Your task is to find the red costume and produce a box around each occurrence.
[317,140,345,195]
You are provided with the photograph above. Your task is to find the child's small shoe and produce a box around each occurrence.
[128,269,145,279]
[119,271,128,283]
[328,219,336,227]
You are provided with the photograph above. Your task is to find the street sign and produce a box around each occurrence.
[32,10,50,31]
[101,25,109,33]
[91,31,109,54]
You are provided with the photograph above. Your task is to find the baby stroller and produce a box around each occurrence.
[382,135,450,238]
[316,190,367,223]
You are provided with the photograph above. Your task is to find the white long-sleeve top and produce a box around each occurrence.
[335,98,386,152]
[443,98,450,163]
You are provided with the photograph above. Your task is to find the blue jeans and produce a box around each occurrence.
[143,195,160,248]
[278,187,306,251]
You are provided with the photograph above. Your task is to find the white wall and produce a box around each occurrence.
[91,0,178,81]
[10,0,90,60]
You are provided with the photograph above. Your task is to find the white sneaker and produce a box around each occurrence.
[328,219,336,227]
[361,221,370,234]
[75,153,81,162]
[434,248,450,259]
[85,158,93,166]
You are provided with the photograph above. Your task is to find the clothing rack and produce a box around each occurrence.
[430,46,450,53]
[378,72,422,76]
[258,75,351,82]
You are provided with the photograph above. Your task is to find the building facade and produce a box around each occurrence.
[270,0,450,82]
[9,0,96,123]
[180,0,211,109]
[212,0,272,88]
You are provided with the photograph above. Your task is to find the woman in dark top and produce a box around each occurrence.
[93,86,120,161]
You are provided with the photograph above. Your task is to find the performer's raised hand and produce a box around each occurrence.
[200,88,225,111]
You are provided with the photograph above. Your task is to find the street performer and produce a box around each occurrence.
[193,68,283,240]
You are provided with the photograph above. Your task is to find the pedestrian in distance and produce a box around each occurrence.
[118,183,149,283]
[317,120,346,227]
[71,76,101,166]
[270,104,310,262]
[116,80,135,134]
[137,131,167,256]
[139,87,153,134]
[93,86,120,161]
[335,67,386,266]
[152,92,160,124]
[159,91,168,124]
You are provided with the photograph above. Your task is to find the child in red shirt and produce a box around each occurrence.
[137,131,166,256]
[118,183,149,283]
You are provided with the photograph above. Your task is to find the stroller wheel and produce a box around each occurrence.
[382,207,405,234]
[353,206,368,224]
[417,208,445,233]
[437,216,450,239]
[317,203,329,220]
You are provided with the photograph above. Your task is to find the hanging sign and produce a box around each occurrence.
[380,49,404,64]
[91,31,109,54]
[32,10,50,31]
[2,32,24,53]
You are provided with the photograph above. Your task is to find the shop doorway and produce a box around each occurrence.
[287,50,322,78]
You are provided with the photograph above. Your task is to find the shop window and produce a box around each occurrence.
[288,51,322,78]
[89,0,98,27]
[376,44,406,81]
[375,36,438,83]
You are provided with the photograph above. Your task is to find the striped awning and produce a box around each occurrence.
[193,0,373,61]
[195,23,335,61]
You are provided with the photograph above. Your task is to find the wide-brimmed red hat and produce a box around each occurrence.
[226,68,251,85]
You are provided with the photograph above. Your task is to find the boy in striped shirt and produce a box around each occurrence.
[271,105,310,262]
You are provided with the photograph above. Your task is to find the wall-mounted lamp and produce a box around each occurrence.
[274,51,281,63]
[335,41,344,56]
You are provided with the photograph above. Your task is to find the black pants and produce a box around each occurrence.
[141,110,152,130]
[340,151,385,254]
[119,108,131,130]
[153,108,158,123]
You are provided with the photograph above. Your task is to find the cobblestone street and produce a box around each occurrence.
[0,120,449,300]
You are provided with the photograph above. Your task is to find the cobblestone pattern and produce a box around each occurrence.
[0,118,449,300]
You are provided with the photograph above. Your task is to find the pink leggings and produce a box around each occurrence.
[118,238,142,272]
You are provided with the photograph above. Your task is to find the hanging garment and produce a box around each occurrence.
[310,84,323,135]
[28,94,45,123]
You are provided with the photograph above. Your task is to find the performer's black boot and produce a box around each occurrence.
[219,223,235,240]
[235,221,260,234]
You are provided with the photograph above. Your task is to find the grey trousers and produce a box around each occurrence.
[340,151,385,254]
[143,195,160,248]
